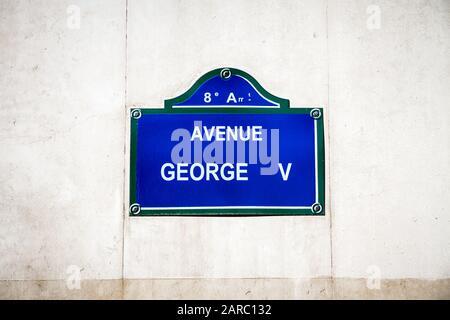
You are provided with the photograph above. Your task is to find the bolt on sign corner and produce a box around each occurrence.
[129,68,325,216]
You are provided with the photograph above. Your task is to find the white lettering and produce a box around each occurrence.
[191,125,203,141]
[226,92,237,103]
[160,162,249,182]
[177,163,189,181]
[236,163,248,181]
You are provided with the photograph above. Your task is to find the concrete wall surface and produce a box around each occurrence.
[0,0,449,299]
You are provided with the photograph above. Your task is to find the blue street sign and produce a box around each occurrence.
[129,68,325,216]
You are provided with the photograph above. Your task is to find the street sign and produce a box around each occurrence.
[129,68,325,216]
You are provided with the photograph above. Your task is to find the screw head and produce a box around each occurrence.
[220,68,232,80]
[311,203,323,214]
[131,109,141,119]
[130,203,141,215]
[310,108,322,119]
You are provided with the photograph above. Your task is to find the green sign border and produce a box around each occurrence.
[129,68,325,216]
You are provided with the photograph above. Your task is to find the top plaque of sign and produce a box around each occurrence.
[165,68,289,109]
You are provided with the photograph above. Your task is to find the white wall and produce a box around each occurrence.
[329,0,450,280]
[0,0,126,282]
[0,0,448,299]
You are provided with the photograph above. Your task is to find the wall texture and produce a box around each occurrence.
[0,0,449,299]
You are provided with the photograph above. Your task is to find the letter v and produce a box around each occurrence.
[204,126,215,141]
[278,163,292,181]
